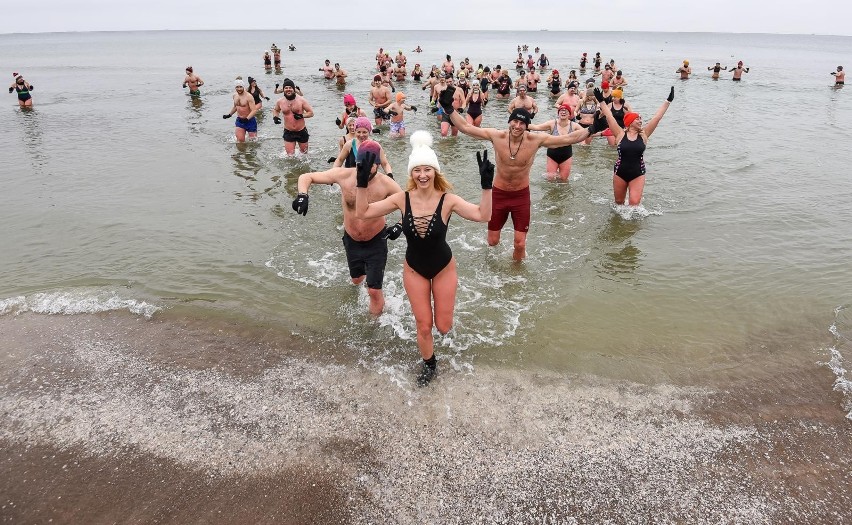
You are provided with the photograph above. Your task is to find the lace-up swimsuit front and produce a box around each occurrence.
[402,192,452,279]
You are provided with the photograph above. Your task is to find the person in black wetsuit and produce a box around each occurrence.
[596,86,674,206]
[355,131,493,386]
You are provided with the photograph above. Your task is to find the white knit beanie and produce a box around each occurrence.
[407,130,441,174]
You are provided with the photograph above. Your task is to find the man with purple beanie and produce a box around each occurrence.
[294,140,403,315]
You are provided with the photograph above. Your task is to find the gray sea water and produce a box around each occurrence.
[1,30,851,522]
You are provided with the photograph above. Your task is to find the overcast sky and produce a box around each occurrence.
[2,0,850,36]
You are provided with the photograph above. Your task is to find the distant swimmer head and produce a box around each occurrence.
[356,140,383,171]
[557,104,574,118]
[354,116,373,132]
[616,70,623,76]
[839,66,844,71]
[373,74,382,83]
[396,92,406,103]
[552,69,559,75]
[623,112,640,128]
[611,88,623,99]
[282,78,296,89]
[325,59,330,64]
[343,93,356,106]
[601,81,610,89]
[683,60,689,66]
[247,76,255,84]
[458,71,467,78]
[408,130,441,175]
[185,66,193,72]
[234,78,244,88]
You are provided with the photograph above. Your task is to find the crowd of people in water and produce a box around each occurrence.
[10,41,845,387]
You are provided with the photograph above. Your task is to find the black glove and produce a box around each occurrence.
[8,87,13,93]
[273,116,282,125]
[384,223,403,240]
[293,113,304,120]
[594,111,608,132]
[388,110,398,117]
[223,114,232,119]
[457,107,465,114]
[327,156,336,163]
[182,83,187,89]
[593,88,604,102]
[275,83,280,89]
[831,72,837,75]
[28,84,33,90]
[410,105,417,112]
[356,153,376,188]
[292,193,309,216]
[667,86,674,102]
[386,172,393,179]
[372,129,382,134]
[438,86,456,114]
[391,85,395,92]
[430,106,439,113]
[335,117,342,126]
[476,150,495,190]
[265,96,270,101]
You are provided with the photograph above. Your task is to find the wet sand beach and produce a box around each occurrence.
[2,312,849,523]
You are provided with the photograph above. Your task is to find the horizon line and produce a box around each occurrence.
[1,28,849,38]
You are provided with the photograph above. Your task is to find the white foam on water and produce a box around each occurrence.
[0,290,160,319]
[268,248,346,288]
[611,202,664,220]
[821,305,852,419]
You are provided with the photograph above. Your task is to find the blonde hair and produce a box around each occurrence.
[406,168,453,193]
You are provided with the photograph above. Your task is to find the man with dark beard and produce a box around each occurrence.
[272,78,314,155]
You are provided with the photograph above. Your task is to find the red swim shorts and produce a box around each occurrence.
[488,186,530,232]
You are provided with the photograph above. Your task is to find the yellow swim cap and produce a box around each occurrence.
[683,60,689,65]
[612,88,623,98]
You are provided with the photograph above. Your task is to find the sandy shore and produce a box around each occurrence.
[1,312,850,523]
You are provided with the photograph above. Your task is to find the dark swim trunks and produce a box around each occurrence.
[283,127,310,143]
[342,230,388,289]
[488,186,531,233]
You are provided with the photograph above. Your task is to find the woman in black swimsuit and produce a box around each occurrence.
[464,84,485,127]
[355,131,493,386]
[596,87,674,206]
[9,74,33,107]
[246,77,268,110]
[528,104,577,181]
